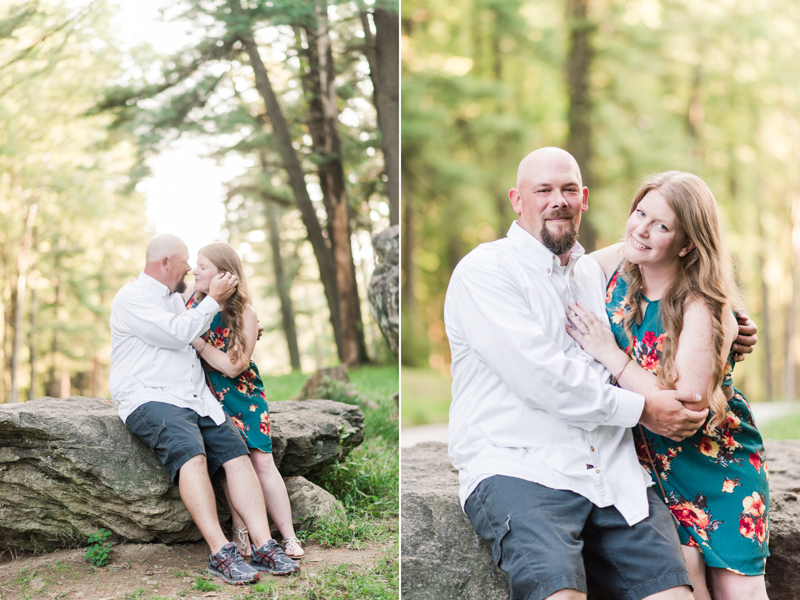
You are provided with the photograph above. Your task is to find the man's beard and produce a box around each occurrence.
[175,277,187,294]
[540,212,578,256]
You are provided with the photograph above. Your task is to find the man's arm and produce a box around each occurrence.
[447,263,644,430]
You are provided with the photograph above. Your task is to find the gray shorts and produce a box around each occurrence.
[126,401,249,485]
[464,476,691,600]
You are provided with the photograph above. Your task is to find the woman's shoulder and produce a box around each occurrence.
[682,297,738,342]
[589,243,624,281]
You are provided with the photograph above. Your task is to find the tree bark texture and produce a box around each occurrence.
[264,194,302,371]
[236,21,346,363]
[565,0,597,252]
[10,203,36,403]
[294,3,366,365]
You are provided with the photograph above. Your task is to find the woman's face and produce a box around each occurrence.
[624,189,690,270]
[193,253,222,294]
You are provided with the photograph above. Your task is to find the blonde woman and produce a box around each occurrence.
[183,242,305,564]
[566,172,769,600]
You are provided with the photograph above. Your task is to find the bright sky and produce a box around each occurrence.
[110,0,245,262]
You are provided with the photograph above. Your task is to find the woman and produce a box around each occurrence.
[182,242,304,560]
[565,172,768,600]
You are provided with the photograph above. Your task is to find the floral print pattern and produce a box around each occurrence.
[188,295,273,454]
[606,267,769,574]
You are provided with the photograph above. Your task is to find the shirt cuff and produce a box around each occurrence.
[195,296,220,314]
[607,385,645,428]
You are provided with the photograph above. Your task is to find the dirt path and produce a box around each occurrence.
[0,539,388,600]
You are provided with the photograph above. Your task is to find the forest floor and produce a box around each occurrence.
[0,535,396,600]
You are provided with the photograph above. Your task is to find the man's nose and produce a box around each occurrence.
[551,190,568,207]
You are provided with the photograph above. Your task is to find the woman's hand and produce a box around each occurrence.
[565,301,624,366]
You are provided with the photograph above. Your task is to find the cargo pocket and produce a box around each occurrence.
[146,420,166,451]
[128,409,166,452]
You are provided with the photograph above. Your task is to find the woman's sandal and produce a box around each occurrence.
[283,536,304,560]
[232,527,251,559]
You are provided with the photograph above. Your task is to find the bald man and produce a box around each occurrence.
[110,234,298,584]
[444,148,700,600]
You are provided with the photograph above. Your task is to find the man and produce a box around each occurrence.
[110,234,298,585]
[445,148,706,600]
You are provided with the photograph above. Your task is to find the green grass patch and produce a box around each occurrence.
[238,540,399,600]
[192,575,221,592]
[262,370,310,402]
[760,409,800,439]
[349,364,399,405]
[401,367,452,426]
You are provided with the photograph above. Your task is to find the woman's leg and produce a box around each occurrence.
[249,450,298,543]
[220,479,255,557]
[707,568,768,600]
[681,546,711,600]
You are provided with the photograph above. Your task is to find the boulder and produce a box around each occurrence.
[401,440,800,600]
[0,396,364,552]
[293,365,349,401]
[282,476,344,532]
[367,225,399,357]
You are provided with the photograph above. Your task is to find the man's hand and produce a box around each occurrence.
[208,272,238,303]
[732,308,757,363]
[640,390,708,442]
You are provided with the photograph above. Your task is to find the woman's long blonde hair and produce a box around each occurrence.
[621,171,741,427]
[195,243,250,366]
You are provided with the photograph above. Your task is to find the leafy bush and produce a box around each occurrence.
[84,529,113,566]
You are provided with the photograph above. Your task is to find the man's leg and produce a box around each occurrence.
[582,487,692,600]
[464,476,593,600]
[178,454,229,554]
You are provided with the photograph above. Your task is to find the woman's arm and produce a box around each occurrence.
[191,304,259,379]
[588,243,625,282]
[565,299,734,411]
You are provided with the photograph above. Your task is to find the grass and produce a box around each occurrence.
[236,540,399,600]
[759,408,800,439]
[401,367,452,426]
[263,370,311,402]
[192,575,220,591]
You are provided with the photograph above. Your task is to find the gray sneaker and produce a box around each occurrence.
[207,542,260,585]
[250,539,300,575]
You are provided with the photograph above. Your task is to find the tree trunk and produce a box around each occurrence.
[264,193,302,371]
[565,0,597,252]
[28,288,36,401]
[357,2,399,227]
[294,4,366,365]
[10,203,36,403]
[235,16,345,363]
[786,195,800,403]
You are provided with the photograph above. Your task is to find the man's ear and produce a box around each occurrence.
[581,186,589,213]
[508,188,522,215]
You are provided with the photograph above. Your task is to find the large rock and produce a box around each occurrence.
[367,225,399,357]
[282,476,344,532]
[293,365,349,401]
[0,396,363,552]
[401,440,800,600]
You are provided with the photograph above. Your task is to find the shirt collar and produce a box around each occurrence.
[506,221,585,271]
[137,272,172,300]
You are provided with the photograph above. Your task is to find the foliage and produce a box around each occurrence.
[401,0,800,404]
[83,529,113,567]
[192,575,221,592]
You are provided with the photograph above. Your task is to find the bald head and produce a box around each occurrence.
[146,234,188,264]
[516,147,583,190]
[143,234,191,293]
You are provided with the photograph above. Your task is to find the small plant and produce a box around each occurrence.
[193,575,221,592]
[83,528,113,567]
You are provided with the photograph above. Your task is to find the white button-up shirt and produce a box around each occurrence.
[445,222,652,525]
[109,272,226,425]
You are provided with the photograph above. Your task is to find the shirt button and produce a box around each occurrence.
[595,469,600,474]
[546,268,551,273]
[591,446,595,452]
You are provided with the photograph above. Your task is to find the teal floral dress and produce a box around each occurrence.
[187,295,272,453]
[606,267,769,575]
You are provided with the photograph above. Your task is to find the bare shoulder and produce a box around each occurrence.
[588,243,625,280]
[243,303,258,323]
[180,282,196,303]
[682,298,737,347]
